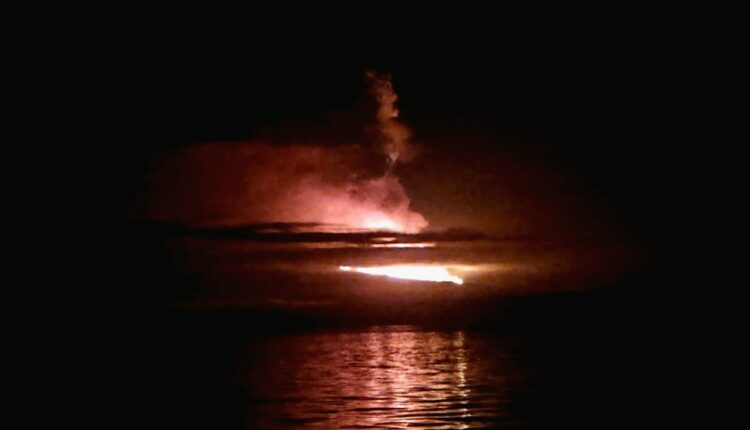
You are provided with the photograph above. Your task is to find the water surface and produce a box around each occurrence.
[242,327,522,428]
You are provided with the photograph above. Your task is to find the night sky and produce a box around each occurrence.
[101,11,691,252]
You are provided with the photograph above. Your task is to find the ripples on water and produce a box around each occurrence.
[241,326,527,429]
[120,236,649,427]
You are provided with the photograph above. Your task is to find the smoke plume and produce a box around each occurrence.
[142,71,427,233]
[366,71,414,166]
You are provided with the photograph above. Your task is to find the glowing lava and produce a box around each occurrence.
[361,216,404,232]
[370,242,436,249]
[339,265,464,285]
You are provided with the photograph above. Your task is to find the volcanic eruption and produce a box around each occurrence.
[143,71,427,233]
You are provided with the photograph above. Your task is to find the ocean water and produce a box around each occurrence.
[242,327,517,428]
[117,315,664,429]
[103,233,666,428]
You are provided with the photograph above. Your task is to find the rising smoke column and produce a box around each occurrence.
[358,70,425,231]
[366,71,414,166]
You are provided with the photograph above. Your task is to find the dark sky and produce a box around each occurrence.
[95,8,698,251]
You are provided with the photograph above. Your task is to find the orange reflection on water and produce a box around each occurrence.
[359,330,473,429]
[244,327,512,428]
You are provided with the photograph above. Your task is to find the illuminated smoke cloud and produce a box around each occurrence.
[144,143,427,232]
[142,72,427,233]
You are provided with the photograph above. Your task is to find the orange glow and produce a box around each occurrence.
[339,265,464,285]
[361,216,404,232]
[370,242,436,249]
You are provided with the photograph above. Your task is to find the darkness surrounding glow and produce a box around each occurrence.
[78,8,701,429]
